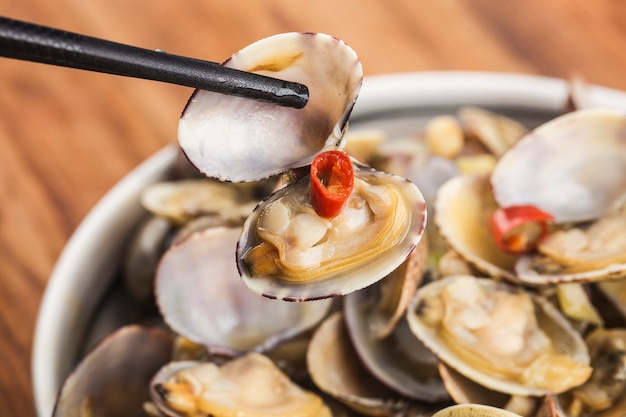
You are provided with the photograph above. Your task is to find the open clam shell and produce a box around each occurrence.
[491,108,626,224]
[437,362,509,410]
[307,311,413,416]
[155,226,332,355]
[53,325,173,417]
[515,208,626,285]
[407,275,591,397]
[343,282,450,402]
[432,404,525,417]
[179,32,363,182]
[141,179,263,224]
[366,235,429,339]
[515,254,626,286]
[151,354,332,417]
[438,362,540,417]
[458,106,528,157]
[122,214,172,304]
[237,163,427,301]
[434,173,518,283]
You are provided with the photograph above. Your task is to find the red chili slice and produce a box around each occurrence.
[310,150,354,218]
[489,205,555,254]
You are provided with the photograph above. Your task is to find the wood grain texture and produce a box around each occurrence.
[1,1,625,415]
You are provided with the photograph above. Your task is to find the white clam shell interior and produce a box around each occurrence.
[179,32,363,182]
[156,226,332,353]
[491,108,626,224]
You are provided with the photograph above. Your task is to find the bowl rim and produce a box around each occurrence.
[31,70,626,417]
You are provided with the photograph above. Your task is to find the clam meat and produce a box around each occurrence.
[407,275,592,396]
[515,207,626,285]
[237,161,427,301]
[152,353,331,417]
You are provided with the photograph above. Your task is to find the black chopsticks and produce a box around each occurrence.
[0,16,308,109]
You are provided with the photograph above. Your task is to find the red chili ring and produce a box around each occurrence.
[310,150,354,218]
[489,204,555,254]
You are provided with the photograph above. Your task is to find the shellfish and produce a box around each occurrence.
[155,226,332,355]
[179,32,363,182]
[491,108,626,224]
[151,353,332,417]
[237,161,427,301]
[53,326,173,417]
[407,275,592,396]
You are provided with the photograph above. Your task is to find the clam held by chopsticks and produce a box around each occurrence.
[178,32,427,300]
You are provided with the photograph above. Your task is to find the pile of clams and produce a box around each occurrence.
[51,33,626,417]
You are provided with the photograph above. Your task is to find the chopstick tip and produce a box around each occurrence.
[277,81,309,109]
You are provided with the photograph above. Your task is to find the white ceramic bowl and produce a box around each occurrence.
[32,71,626,417]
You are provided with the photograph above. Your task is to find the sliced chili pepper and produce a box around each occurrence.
[489,205,555,254]
[310,150,354,218]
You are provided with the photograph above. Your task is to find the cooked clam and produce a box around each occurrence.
[491,108,626,224]
[344,283,450,403]
[53,326,173,417]
[438,362,509,410]
[438,362,539,417]
[307,311,414,416]
[407,275,592,396]
[515,207,626,285]
[237,162,427,301]
[178,32,363,182]
[434,173,518,283]
[365,236,429,339]
[155,226,332,355]
[151,353,331,417]
[458,106,528,157]
[432,404,524,417]
[141,179,261,225]
[122,214,172,304]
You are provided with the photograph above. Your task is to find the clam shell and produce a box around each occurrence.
[407,275,590,397]
[141,179,259,224]
[53,325,173,417]
[237,164,427,301]
[434,173,518,283]
[432,404,524,417]
[515,253,626,286]
[179,32,363,182]
[437,362,509,409]
[306,311,411,416]
[458,106,528,157]
[343,283,450,402]
[150,360,198,417]
[151,354,332,417]
[155,226,332,355]
[122,214,172,304]
[367,235,429,339]
[515,208,626,285]
[491,108,626,224]
[439,362,540,417]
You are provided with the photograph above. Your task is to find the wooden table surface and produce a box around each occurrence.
[1,1,626,415]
